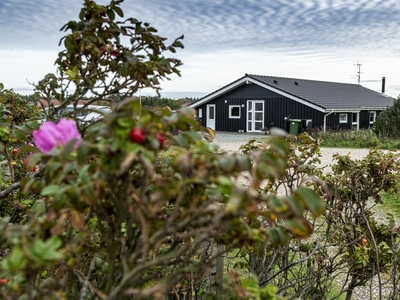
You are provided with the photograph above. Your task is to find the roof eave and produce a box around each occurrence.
[189,76,248,108]
[190,75,326,113]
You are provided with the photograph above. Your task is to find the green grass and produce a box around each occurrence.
[379,189,400,218]
[309,129,400,150]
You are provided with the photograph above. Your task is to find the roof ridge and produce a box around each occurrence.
[247,74,359,86]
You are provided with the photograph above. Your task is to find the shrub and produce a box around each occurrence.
[373,96,400,139]
[0,1,324,299]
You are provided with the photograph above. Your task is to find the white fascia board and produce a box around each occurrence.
[325,109,361,113]
[189,77,327,113]
[189,77,249,108]
[360,106,390,110]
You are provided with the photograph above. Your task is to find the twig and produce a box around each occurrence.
[0,162,45,199]
[79,257,97,300]
[0,182,20,198]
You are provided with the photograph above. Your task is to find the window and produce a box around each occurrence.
[229,105,241,119]
[369,111,376,125]
[198,108,202,118]
[339,114,347,123]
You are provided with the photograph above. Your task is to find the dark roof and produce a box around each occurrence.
[190,74,394,111]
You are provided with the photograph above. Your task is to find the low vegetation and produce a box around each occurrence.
[309,128,400,149]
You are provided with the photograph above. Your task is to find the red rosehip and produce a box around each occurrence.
[154,133,166,148]
[130,127,145,144]
[0,278,8,285]
[12,148,18,155]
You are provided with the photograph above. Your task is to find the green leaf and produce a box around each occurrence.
[41,185,61,196]
[12,129,26,141]
[282,195,304,217]
[0,83,4,91]
[106,9,115,20]
[113,6,124,17]
[64,35,76,51]
[267,195,288,214]
[77,142,88,164]
[30,236,63,263]
[218,155,236,172]
[1,246,27,273]
[77,165,90,184]
[293,187,325,217]
[26,152,42,168]
[117,117,134,128]
[45,161,63,177]
[65,66,81,81]
[61,137,80,159]
[33,92,40,100]
[181,131,203,143]
[282,217,313,238]
[267,227,289,245]
[173,134,189,147]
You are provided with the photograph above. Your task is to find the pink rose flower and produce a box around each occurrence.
[33,118,82,154]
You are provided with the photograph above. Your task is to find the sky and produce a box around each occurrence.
[1,0,400,99]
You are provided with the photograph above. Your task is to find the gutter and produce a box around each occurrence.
[323,111,333,132]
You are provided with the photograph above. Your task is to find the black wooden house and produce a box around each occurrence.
[189,74,393,133]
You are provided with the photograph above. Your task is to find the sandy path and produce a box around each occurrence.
[213,132,372,167]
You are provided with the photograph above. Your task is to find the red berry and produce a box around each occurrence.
[12,148,18,155]
[0,278,8,285]
[154,133,166,148]
[130,127,145,144]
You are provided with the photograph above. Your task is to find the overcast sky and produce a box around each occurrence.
[1,0,400,99]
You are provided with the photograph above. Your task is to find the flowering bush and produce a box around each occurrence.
[0,1,325,299]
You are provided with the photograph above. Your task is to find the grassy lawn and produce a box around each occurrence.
[379,188,400,218]
[309,128,400,150]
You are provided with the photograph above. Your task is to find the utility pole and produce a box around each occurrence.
[354,61,362,84]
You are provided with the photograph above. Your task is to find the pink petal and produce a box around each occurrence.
[33,118,82,154]
[56,119,82,146]
[33,121,62,153]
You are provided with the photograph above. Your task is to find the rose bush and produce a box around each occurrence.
[0,1,325,299]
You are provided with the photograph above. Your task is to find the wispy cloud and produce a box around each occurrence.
[1,0,400,97]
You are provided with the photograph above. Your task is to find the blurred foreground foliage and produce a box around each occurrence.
[2,0,399,299]
[0,0,325,299]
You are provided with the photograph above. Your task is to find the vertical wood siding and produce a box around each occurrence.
[195,83,382,132]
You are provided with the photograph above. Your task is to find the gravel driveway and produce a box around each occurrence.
[213,131,371,165]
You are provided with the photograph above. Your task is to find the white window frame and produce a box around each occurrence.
[339,113,348,123]
[229,105,241,119]
[352,112,359,130]
[198,108,202,118]
[369,111,376,125]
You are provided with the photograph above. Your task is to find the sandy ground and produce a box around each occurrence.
[213,132,372,168]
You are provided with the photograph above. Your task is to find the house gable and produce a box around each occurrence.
[190,76,326,113]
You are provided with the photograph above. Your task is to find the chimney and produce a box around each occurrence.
[382,77,386,94]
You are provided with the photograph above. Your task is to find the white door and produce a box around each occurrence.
[206,104,216,130]
[247,100,264,132]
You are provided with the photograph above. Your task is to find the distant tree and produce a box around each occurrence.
[140,95,181,110]
[373,96,400,139]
